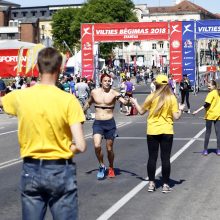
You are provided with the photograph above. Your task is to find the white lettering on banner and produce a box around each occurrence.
[0,56,27,62]
[95,28,167,36]
[198,26,220,32]
[124,35,138,39]
[119,28,149,35]
[184,57,194,60]
[172,62,181,65]
[96,29,118,35]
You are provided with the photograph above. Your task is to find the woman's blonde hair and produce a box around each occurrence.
[143,84,173,115]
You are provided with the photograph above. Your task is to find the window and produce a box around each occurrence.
[41,11,46,16]
[31,11,37,16]
[8,33,15,39]
[167,43,169,49]
[152,43,156,50]
[13,12,18,17]
[22,11,27,16]
[9,20,18,27]
[159,43,164,49]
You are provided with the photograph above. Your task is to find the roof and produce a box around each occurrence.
[0,0,20,7]
[215,13,220,19]
[148,0,218,18]
[11,4,82,10]
[18,17,39,23]
[0,40,36,49]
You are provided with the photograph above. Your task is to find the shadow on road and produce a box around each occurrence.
[85,167,145,180]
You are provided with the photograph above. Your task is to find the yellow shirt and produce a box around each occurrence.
[2,84,85,159]
[205,90,220,120]
[143,94,178,135]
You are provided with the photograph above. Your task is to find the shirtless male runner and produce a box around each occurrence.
[84,73,129,179]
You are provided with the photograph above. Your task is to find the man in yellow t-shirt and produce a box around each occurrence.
[0,47,86,220]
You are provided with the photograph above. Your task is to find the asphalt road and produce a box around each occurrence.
[0,84,219,220]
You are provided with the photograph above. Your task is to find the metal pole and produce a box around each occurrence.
[94,42,100,88]
[62,41,74,56]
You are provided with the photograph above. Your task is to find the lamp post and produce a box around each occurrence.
[134,41,141,72]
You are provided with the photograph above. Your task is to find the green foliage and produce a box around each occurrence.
[52,0,138,55]
[51,8,80,52]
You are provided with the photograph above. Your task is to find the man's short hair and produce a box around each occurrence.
[37,47,62,74]
[100,73,111,82]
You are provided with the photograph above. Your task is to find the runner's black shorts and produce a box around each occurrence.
[93,118,116,140]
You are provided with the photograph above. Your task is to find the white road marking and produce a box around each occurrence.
[135,121,205,125]
[115,137,216,141]
[0,122,131,170]
[96,127,206,220]
[0,158,21,169]
[0,130,17,136]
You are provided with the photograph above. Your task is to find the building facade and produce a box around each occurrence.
[0,2,81,44]
[121,0,220,68]
[0,0,219,69]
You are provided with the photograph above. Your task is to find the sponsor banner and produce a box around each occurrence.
[81,24,94,79]
[196,20,220,39]
[94,22,169,42]
[0,49,38,78]
[170,21,183,82]
[207,66,217,72]
[182,21,195,85]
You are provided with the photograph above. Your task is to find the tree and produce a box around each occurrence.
[52,0,138,55]
[51,8,80,53]
[71,0,138,58]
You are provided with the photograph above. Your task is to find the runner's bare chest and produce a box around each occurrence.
[93,90,116,106]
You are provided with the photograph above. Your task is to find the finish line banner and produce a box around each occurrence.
[196,20,220,39]
[94,22,169,42]
[182,21,195,85]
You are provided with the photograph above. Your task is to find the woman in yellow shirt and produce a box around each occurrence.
[131,74,185,193]
[193,80,220,156]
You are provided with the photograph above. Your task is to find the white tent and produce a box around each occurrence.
[66,50,106,75]
[0,40,36,49]
[66,51,82,74]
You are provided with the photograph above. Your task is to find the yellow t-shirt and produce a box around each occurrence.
[2,84,85,159]
[205,90,220,120]
[143,94,178,135]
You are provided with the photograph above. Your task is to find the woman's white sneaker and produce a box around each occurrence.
[162,184,172,193]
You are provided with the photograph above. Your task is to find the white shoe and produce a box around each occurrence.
[187,109,191,114]
[162,184,172,193]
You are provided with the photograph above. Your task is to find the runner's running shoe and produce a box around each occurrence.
[162,184,172,193]
[202,150,208,156]
[216,149,220,156]
[108,167,115,178]
[97,166,106,180]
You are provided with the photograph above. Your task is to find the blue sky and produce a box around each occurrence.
[11,0,220,14]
